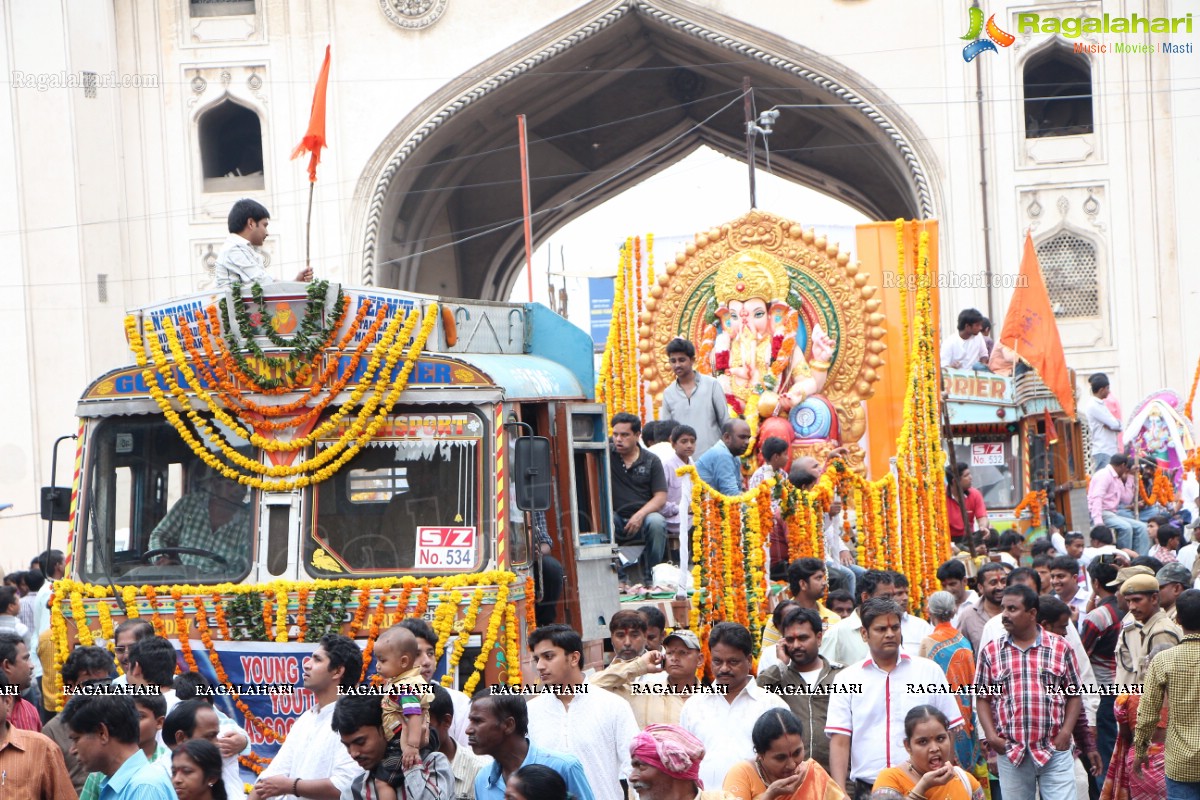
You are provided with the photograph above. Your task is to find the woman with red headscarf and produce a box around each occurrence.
[628,724,734,800]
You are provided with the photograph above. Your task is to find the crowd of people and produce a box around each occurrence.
[5,303,1200,800]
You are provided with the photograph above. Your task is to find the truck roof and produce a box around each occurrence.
[82,283,594,414]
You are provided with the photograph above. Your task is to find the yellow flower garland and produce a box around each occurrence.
[445,587,487,682]
[141,304,412,472]
[504,601,521,685]
[274,587,290,643]
[158,305,417,452]
[459,583,506,692]
[431,590,461,660]
[127,304,438,491]
[50,572,524,709]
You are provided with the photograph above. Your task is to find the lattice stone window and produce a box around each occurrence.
[1036,232,1099,318]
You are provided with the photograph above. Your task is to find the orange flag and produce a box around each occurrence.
[292,45,330,183]
[1044,408,1059,445]
[998,232,1076,419]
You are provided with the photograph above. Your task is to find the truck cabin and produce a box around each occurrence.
[66,287,606,598]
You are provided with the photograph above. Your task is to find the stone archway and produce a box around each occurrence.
[355,0,940,300]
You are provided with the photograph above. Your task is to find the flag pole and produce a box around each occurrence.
[291,44,331,279]
[518,114,534,304]
[305,182,315,273]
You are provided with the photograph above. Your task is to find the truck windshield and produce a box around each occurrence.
[305,409,486,576]
[79,417,254,585]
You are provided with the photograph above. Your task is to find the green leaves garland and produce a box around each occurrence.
[217,280,347,391]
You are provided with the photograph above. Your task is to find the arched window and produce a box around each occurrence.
[1024,46,1093,138]
[1035,231,1099,318]
[198,100,264,192]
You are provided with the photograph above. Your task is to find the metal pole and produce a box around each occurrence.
[45,433,79,558]
[517,115,535,304]
[973,1,995,320]
[940,381,975,550]
[743,77,756,209]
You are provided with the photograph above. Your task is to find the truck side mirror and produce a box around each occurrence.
[40,487,71,522]
[514,436,552,512]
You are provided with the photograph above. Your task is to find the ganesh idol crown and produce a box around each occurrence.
[638,210,887,472]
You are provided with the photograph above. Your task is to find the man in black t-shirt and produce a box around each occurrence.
[609,412,668,577]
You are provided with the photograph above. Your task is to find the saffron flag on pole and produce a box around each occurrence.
[291,45,330,183]
[998,232,1076,419]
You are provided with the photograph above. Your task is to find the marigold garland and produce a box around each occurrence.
[145,586,165,637]
[1185,354,1200,422]
[524,576,537,633]
[53,574,522,714]
[444,586,487,687]
[126,302,438,491]
[159,304,415,454]
[296,587,310,641]
[1139,468,1176,507]
[504,601,521,685]
[182,298,379,431]
[463,584,507,694]
[1013,489,1048,529]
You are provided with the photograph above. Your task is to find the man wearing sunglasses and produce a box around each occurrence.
[111,619,155,685]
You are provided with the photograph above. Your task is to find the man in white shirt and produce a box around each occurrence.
[1079,526,1136,569]
[826,597,964,800]
[820,570,932,665]
[1081,374,1122,472]
[526,625,639,800]
[214,198,312,286]
[941,308,989,370]
[250,634,365,800]
[1049,556,1091,630]
[679,622,788,789]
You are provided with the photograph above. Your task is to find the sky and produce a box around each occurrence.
[507,144,870,341]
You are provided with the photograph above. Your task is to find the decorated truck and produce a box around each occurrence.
[941,366,1087,535]
[47,281,620,763]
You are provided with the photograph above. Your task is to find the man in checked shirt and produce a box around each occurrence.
[976,584,1082,800]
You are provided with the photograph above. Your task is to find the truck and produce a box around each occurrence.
[47,281,620,763]
[941,366,1086,538]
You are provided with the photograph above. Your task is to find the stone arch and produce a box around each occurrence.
[353,0,941,300]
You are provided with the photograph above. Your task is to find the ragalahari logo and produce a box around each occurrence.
[962,5,1015,61]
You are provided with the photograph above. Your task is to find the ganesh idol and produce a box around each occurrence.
[706,250,839,444]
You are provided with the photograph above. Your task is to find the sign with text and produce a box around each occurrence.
[588,277,615,350]
[971,442,1005,467]
[942,368,1014,404]
[415,526,477,569]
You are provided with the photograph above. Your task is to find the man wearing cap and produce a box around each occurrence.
[1154,563,1191,623]
[589,630,705,727]
[627,724,732,800]
[1114,569,1181,685]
